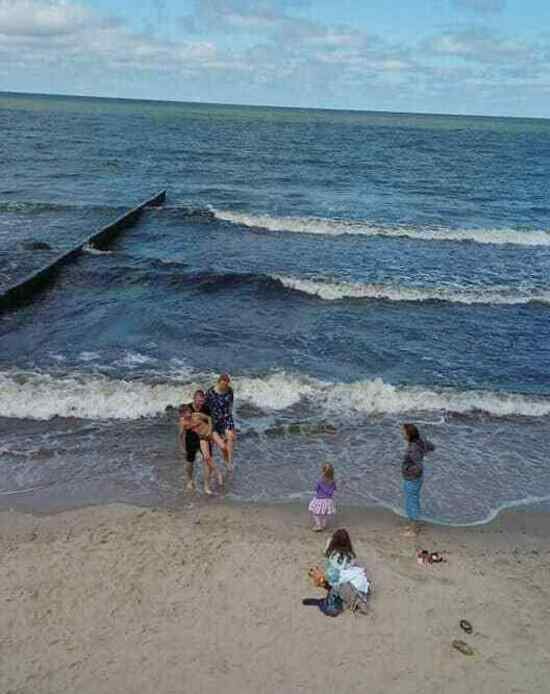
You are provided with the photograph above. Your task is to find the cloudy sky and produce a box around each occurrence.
[1,0,549,117]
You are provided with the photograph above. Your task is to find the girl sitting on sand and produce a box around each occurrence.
[303,529,370,616]
[308,463,336,532]
[401,423,435,536]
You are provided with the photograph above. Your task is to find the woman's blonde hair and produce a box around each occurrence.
[322,463,335,481]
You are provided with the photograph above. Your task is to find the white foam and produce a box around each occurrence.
[274,275,550,305]
[83,244,113,255]
[1,370,549,421]
[114,352,157,368]
[78,351,101,362]
[0,371,192,420]
[214,210,550,247]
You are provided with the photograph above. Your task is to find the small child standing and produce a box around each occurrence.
[308,463,336,532]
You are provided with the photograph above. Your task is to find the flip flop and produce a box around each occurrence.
[452,640,475,656]
[460,619,473,634]
[416,549,430,566]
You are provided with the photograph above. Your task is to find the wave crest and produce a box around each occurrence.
[275,275,550,305]
[0,370,549,421]
[214,210,550,247]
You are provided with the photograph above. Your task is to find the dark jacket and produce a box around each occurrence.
[401,437,435,480]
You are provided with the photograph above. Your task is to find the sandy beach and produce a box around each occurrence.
[1,500,549,694]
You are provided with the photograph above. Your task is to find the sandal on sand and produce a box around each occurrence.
[452,640,475,656]
[416,549,430,566]
[460,619,473,634]
[416,549,446,566]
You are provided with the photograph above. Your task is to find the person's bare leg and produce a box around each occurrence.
[185,460,196,491]
[201,440,222,488]
[211,431,228,468]
[225,429,236,471]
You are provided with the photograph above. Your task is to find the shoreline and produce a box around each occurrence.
[2,485,550,530]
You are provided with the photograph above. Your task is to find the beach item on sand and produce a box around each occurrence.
[460,619,473,634]
[416,549,446,566]
[308,566,330,589]
[302,591,343,617]
[452,640,475,656]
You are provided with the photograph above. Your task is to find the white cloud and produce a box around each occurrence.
[0,1,217,75]
[426,27,535,64]
[0,0,92,37]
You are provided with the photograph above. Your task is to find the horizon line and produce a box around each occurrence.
[1,89,548,122]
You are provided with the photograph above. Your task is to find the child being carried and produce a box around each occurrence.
[179,404,223,494]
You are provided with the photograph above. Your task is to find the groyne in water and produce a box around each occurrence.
[0,190,166,313]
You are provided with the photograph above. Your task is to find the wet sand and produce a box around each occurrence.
[1,500,549,694]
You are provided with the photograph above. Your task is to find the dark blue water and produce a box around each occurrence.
[1,92,550,523]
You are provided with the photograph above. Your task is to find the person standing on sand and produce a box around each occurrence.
[308,463,337,532]
[206,373,236,472]
[401,423,435,536]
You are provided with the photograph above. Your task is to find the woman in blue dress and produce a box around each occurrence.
[207,373,236,471]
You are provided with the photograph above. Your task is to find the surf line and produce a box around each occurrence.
[0,190,166,313]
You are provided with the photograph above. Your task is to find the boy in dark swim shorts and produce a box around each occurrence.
[178,393,224,494]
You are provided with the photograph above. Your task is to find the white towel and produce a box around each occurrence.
[339,566,370,594]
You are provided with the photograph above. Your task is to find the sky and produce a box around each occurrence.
[1,0,549,117]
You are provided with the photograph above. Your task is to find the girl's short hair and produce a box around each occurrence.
[322,463,335,481]
[324,529,355,561]
[403,423,420,443]
[194,389,205,397]
[179,404,192,415]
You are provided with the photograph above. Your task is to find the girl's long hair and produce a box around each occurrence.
[324,529,355,562]
[322,463,335,482]
[402,423,420,443]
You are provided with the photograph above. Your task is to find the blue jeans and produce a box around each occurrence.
[403,477,423,521]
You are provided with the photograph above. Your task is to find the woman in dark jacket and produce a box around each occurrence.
[401,423,435,535]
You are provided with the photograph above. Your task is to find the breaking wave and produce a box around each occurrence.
[1,370,549,421]
[214,210,550,247]
[274,275,550,305]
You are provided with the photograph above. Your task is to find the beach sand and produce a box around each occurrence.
[1,500,549,694]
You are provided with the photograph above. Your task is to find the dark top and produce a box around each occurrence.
[401,437,435,480]
[206,387,234,429]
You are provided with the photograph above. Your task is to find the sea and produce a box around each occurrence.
[1,92,549,524]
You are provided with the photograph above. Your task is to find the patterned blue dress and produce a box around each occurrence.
[206,387,235,436]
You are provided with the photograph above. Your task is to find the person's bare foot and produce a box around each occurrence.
[204,485,213,495]
[186,480,196,492]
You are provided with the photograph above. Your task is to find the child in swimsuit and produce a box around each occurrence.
[179,405,223,495]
